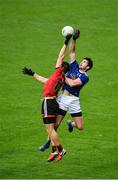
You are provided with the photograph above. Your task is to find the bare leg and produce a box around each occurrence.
[54,114,64,130]
[72,116,84,130]
[67,116,84,132]
[39,115,65,151]
[45,124,61,146]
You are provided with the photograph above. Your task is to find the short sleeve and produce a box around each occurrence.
[79,74,89,85]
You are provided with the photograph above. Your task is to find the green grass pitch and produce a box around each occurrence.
[0,0,118,179]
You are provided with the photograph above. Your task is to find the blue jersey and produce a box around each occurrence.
[63,60,89,97]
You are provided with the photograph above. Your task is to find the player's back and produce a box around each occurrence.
[43,67,64,97]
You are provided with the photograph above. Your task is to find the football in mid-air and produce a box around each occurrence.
[62,26,74,37]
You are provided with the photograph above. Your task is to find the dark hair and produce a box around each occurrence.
[84,57,93,71]
[62,61,70,74]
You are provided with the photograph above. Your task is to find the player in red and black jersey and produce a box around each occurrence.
[22,35,71,161]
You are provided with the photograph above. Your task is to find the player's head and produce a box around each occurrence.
[62,61,70,74]
[79,57,93,72]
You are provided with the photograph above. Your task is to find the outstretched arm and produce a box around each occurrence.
[22,67,48,84]
[69,39,76,61]
[55,44,67,68]
[33,73,48,84]
[69,29,80,62]
[55,35,72,68]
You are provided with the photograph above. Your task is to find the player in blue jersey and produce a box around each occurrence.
[39,29,93,151]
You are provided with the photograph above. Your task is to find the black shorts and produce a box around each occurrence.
[42,98,59,124]
[59,108,82,117]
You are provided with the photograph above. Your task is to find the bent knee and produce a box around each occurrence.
[78,127,83,130]
[77,125,84,130]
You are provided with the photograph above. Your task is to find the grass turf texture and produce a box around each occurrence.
[0,0,118,179]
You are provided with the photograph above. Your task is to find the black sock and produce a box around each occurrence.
[52,146,56,153]
[57,144,63,152]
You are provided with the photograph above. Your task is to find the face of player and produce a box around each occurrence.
[79,59,89,71]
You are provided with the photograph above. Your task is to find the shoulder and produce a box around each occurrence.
[70,60,79,68]
[56,66,62,71]
[70,59,78,65]
[55,66,62,74]
[79,71,89,84]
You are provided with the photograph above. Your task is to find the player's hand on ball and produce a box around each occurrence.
[22,67,34,76]
[73,29,80,40]
[64,34,72,45]
[66,34,72,40]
